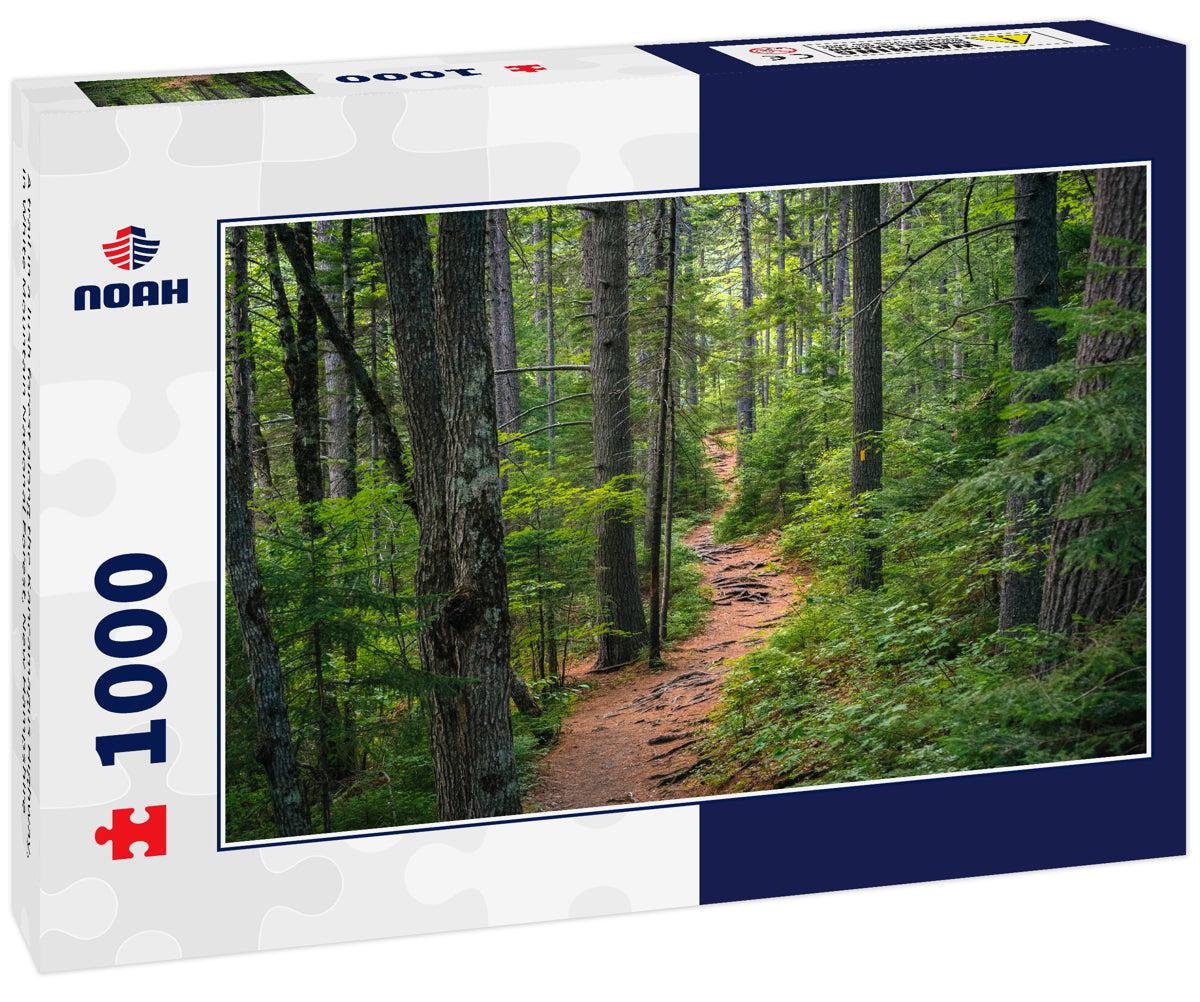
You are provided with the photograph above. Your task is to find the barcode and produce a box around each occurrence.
[818,39,981,56]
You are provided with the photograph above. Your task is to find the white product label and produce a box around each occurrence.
[713,27,1105,67]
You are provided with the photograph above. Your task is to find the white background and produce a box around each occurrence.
[4,2,1195,997]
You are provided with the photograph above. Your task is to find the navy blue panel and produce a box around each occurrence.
[667,23,1186,907]
[699,759,1184,904]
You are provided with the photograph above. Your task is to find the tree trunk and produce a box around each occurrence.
[850,183,884,590]
[430,210,521,819]
[263,227,324,518]
[1038,166,1147,638]
[328,218,360,783]
[998,171,1059,632]
[224,409,310,838]
[376,212,520,820]
[736,192,756,462]
[322,220,358,501]
[532,217,546,389]
[581,201,648,668]
[546,207,557,468]
[775,190,788,396]
[647,199,677,663]
[829,186,851,378]
[273,224,412,498]
[488,209,520,453]
[680,201,699,409]
[227,226,254,504]
[660,381,678,641]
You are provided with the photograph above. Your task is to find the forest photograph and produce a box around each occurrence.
[77,69,311,106]
[222,166,1147,843]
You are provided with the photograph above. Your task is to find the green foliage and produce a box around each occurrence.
[713,391,823,540]
[698,178,1146,794]
[708,576,1145,790]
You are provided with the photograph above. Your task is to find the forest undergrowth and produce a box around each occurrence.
[695,361,1146,793]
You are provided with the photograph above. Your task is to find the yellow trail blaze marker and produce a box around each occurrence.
[971,33,1032,45]
[860,449,867,461]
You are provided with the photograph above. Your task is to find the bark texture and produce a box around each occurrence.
[829,186,852,377]
[581,201,648,668]
[263,226,323,516]
[323,219,358,501]
[850,183,884,590]
[376,212,520,820]
[224,410,310,837]
[1038,166,1147,637]
[647,199,677,662]
[228,226,254,503]
[999,172,1059,631]
[488,209,520,445]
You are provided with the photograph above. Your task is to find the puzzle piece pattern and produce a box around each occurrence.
[254,807,700,950]
[95,806,167,860]
[40,878,118,941]
[402,808,699,927]
[115,930,183,965]
[38,786,342,970]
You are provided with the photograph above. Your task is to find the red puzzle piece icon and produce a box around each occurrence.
[95,805,167,860]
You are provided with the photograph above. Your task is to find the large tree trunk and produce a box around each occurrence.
[430,211,521,819]
[376,212,520,820]
[998,172,1059,632]
[224,410,310,838]
[581,201,648,669]
[1038,166,1147,638]
[850,183,884,590]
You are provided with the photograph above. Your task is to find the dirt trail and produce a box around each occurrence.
[526,434,807,812]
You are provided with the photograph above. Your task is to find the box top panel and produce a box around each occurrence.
[13,21,1182,114]
[640,19,1181,72]
[13,44,691,114]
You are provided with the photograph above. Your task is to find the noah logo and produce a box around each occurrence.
[102,225,160,270]
[74,224,187,311]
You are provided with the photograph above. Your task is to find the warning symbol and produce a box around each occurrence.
[970,33,1032,44]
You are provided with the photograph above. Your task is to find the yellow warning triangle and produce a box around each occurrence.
[970,33,1031,44]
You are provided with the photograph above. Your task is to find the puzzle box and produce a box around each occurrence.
[11,20,1184,971]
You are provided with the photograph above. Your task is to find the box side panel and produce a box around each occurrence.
[11,83,41,970]
[695,39,1186,906]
